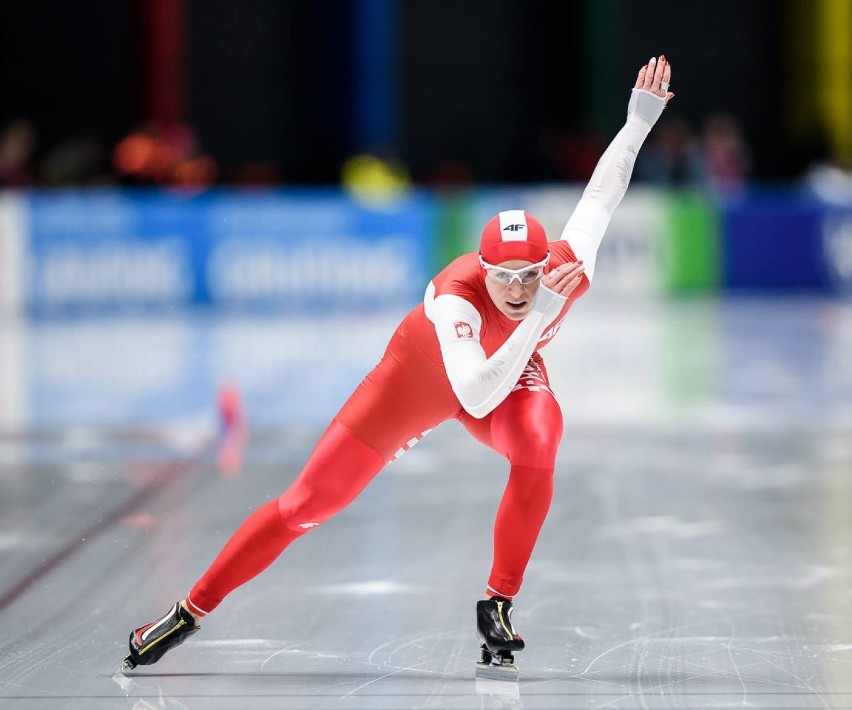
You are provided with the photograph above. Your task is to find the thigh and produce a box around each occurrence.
[458,353,564,467]
[336,333,461,462]
[491,387,563,467]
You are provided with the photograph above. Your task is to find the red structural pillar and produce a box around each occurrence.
[144,0,186,124]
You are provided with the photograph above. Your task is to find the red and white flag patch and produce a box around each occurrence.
[454,321,473,339]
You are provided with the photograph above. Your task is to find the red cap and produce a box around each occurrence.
[479,210,549,264]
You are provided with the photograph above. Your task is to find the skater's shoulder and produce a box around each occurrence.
[431,252,485,300]
[547,239,579,265]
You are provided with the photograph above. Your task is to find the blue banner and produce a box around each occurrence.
[24,189,436,314]
[720,190,852,294]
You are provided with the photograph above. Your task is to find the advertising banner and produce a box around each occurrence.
[721,192,826,291]
[821,207,852,295]
[660,192,719,293]
[0,192,25,314]
[23,189,436,314]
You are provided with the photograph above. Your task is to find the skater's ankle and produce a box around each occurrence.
[179,599,204,625]
[483,587,514,602]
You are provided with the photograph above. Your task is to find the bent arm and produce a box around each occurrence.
[425,283,566,418]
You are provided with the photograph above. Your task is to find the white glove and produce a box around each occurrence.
[530,282,568,322]
[627,88,666,128]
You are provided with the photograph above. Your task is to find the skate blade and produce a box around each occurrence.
[117,656,137,673]
[112,670,135,695]
[475,661,519,682]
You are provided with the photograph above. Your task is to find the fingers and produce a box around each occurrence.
[543,262,585,295]
[636,55,671,98]
[642,57,656,91]
[663,59,674,104]
[653,54,666,91]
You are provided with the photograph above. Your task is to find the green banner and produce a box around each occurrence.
[660,191,720,293]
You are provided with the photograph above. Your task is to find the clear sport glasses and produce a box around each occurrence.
[479,254,550,285]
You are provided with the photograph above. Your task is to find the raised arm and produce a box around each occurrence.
[560,55,674,280]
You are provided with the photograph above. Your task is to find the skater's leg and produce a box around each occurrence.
[464,383,561,676]
[188,419,384,614]
[126,322,459,668]
[184,498,297,617]
[485,386,563,599]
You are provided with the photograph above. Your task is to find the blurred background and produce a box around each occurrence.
[0,0,851,427]
[1,0,850,186]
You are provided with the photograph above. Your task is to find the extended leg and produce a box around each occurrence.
[123,420,384,669]
[188,420,385,613]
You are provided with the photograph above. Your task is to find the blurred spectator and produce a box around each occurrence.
[40,130,107,185]
[341,151,410,206]
[112,122,218,190]
[231,162,282,186]
[427,159,474,188]
[699,113,751,196]
[0,120,37,186]
[636,116,702,187]
[536,127,606,183]
[803,148,852,204]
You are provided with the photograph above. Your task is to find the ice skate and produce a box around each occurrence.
[475,597,524,681]
[120,602,200,671]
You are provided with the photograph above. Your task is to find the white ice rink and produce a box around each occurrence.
[1,294,852,708]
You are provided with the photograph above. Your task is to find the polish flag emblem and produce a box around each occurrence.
[454,321,473,339]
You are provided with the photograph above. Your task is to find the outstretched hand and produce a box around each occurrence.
[635,55,674,105]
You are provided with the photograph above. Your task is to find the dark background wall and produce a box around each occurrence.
[0,0,140,152]
[0,0,827,185]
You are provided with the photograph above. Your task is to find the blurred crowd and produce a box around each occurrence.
[3,113,850,202]
[636,113,752,196]
[535,112,753,198]
[0,119,221,190]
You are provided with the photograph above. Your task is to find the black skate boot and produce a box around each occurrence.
[120,602,200,671]
[475,597,524,680]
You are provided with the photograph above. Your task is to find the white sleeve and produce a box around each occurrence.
[424,281,567,419]
[560,89,666,281]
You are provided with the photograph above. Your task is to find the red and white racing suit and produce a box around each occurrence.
[186,90,665,615]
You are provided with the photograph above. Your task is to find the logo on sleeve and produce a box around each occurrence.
[454,321,473,339]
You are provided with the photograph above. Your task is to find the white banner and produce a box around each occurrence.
[0,191,26,314]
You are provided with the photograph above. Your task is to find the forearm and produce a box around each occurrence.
[430,286,566,419]
[581,115,654,213]
[561,89,665,276]
[445,305,558,419]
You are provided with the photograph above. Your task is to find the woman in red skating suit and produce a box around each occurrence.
[123,55,674,673]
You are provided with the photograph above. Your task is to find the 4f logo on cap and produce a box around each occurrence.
[454,321,473,339]
[498,211,529,242]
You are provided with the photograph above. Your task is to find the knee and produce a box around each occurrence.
[492,393,563,467]
[277,486,319,533]
[507,464,555,501]
[504,421,562,468]
[277,479,340,533]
